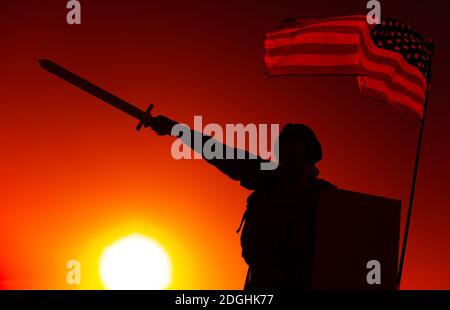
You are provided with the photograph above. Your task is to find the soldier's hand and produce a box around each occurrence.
[146,115,178,136]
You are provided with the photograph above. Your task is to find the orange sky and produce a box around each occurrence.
[1,0,450,289]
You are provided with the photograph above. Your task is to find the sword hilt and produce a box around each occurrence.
[136,103,154,131]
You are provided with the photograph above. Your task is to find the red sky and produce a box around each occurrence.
[0,0,449,289]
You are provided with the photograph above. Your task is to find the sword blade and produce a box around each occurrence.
[39,59,147,122]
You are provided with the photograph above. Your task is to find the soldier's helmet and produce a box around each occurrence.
[277,123,322,165]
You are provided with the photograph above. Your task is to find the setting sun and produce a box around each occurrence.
[99,234,172,290]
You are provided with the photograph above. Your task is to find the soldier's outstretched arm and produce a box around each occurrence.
[147,115,272,189]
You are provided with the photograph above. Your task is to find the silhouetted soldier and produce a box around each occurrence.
[39,59,403,291]
[147,116,335,290]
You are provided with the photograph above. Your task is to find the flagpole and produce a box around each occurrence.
[397,81,432,286]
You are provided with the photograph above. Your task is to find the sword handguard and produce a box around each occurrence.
[136,103,154,131]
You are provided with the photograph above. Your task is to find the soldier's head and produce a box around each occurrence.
[276,123,322,166]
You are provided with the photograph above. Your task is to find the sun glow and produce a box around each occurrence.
[99,234,172,290]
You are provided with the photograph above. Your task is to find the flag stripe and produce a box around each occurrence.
[268,15,367,38]
[265,43,359,57]
[265,48,425,104]
[265,31,360,49]
[267,59,425,106]
[267,18,369,40]
[264,64,364,76]
[265,54,359,67]
[358,51,425,103]
[265,62,425,117]
[358,77,423,118]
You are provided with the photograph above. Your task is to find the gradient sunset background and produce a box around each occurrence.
[1,0,449,289]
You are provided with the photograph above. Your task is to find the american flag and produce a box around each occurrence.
[264,15,434,119]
